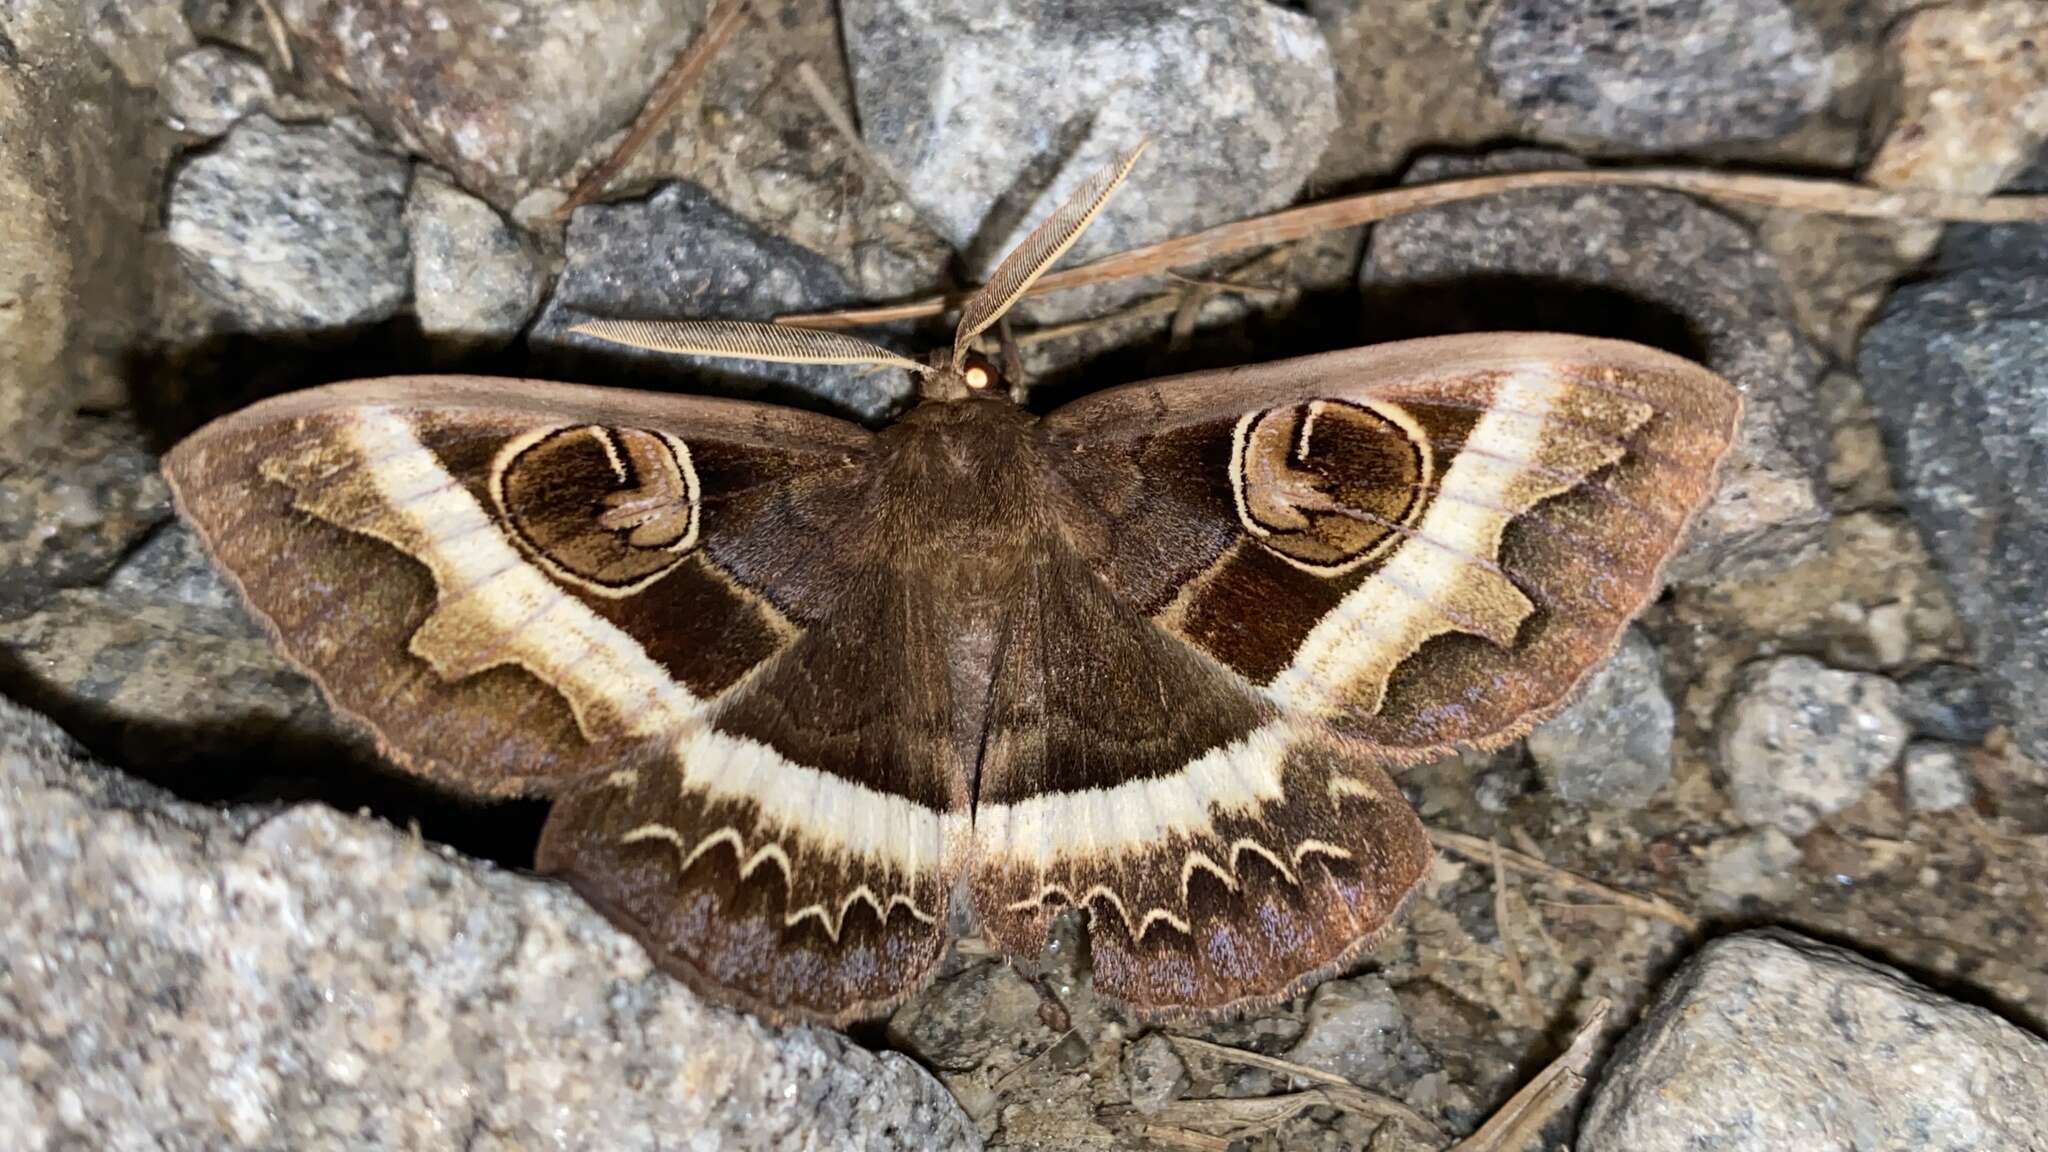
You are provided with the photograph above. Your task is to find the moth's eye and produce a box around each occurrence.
[963,364,992,390]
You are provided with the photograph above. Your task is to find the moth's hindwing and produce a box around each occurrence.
[978,334,1738,1016]
[163,377,967,1025]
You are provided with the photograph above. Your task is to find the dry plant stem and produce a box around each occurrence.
[556,0,749,217]
[1430,827,1700,934]
[776,168,2048,328]
[1447,999,1611,1152]
[253,0,294,73]
[1490,838,1535,1019]
[1165,1035,1449,1143]
[792,60,913,202]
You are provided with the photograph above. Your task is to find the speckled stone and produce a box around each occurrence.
[0,697,979,1150]
[1858,214,2048,763]
[1483,0,1833,150]
[405,167,546,347]
[1122,1034,1189,1116]
[1527,628,1675,809]
[275,0,705,206]
[1716,655,1908,836]
[165,115,410,331]
[1361,149,1828,581]
[1580,930,2048,1151]
[1284,974,1428,1090]
[160,44,274,137]
[1901,742,1974,814]
[840,0,1335,276]
[1896,662,1998,745]
[531,181,910,420]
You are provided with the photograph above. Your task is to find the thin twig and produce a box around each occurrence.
[791,60,912,202]
[1490,838,1535,1020]
[1447,999,1610,1152]
[776,167,2048,328]
[1430,827,1699,934]
[253,0,294,74]
[1165,1035,1448,1143]
[557,0,749,218]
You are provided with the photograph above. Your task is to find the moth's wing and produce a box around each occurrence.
[970,540,1433,1017]
[972,333,1738,1017]
[164,377,966,1024]
[1043,333,1740,759]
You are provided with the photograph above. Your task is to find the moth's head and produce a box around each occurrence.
[918,348,1008,404]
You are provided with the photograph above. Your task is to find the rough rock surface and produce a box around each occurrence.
[1858,212,2048,763]
[1901,742,1973,814]
[1527,628,1675,809]
[405,167,547,347]
[160,45,275,137]
[531,181,909,420]
[840,0,1335,276]
[275,0,705,206]
[1579,930,2048,1152]
[1284,974,1429,1090]
[1484,0,1833,150]
[1361,150,1827,581]
[165,115,410,332]
[1896,662,1998,745]
[0,697,978,1150]
[1716,655,1909,836]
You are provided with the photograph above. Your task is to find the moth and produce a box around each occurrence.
[163,144,1739,1025]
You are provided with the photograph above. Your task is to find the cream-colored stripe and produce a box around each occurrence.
[973,721,1293,868]
[674,726,966,874]
[1266,367,1561,714]
[348,408,704,740]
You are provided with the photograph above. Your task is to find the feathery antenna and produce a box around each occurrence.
[951,140,1150,370]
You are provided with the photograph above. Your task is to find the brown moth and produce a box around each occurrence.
[162,143,1740,1025]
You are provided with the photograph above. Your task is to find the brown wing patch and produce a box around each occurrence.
[969,541,1430,1017]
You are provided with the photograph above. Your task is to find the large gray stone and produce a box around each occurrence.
[1483,0,1833,150]
[275,0,705,207]
[1857,178,2048,763]
[840,0,1335,276]
[165,116,410,332]
[1716,655,1908,836]
[1361,150,1828,581]
[0,697,979,1150]
[531,181,910,420]
[1580,931,2048,1151]
[1527,627,1675,809]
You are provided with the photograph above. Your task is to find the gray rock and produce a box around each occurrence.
[1695,828,1803,914]
[1896,663,1998,745]
[1579,930,2048,1152]
[1716,655,1909,836]
[165,116,410,332]
[1527,628,1675,809]
[1361,150,1828,582]
[1284,974,1428,1090]
[275,0,704,206]
[1483,0,1832,151]
[84,0,194,88]
[160,44,275,137]
[0,416,169,622]
[1901,742,1974,814]
[405,167,546,347]
[531,181,910,420]
[1122,1033,1188,1116]
[840,0,1335,275]
[1859,176,2048,764]
[0,696,979,1150]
